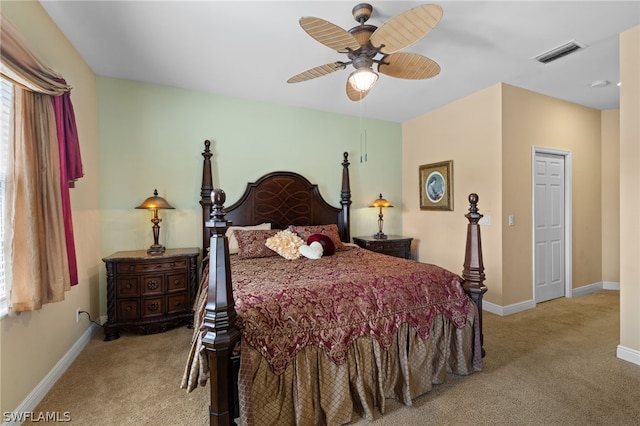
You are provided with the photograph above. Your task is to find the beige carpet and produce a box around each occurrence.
[27,290,640,425]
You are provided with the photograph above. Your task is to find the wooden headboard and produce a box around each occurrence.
[199,140,352,253]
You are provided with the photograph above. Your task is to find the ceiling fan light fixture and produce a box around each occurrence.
[348,68,378,92]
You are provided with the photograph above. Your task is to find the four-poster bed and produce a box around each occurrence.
[184,140,488,425]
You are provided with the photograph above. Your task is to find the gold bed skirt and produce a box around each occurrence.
[237,304,477,426]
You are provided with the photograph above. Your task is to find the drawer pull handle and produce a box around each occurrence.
[129,265,135,270]
[174,301,181,307]
[148,302,159,311]
[126,283,132,289]
[147,281,159,290]
[126,306,132,312]
[174,279,180,285]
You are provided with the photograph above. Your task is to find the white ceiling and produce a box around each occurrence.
[39,1,639,123]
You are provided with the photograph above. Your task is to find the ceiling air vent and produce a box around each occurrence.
[533,40,587,64]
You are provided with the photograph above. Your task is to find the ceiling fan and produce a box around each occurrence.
[287,3,443,101]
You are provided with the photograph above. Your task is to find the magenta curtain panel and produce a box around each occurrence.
[52,92,82,287]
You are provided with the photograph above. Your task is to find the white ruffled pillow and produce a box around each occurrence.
[265,230,305,260]
[226,223,271,254]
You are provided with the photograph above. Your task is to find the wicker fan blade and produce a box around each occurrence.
[370,4,443,55]
[346,80,371,102]
[287,62,346,83]
[300,17,361,53]
[378,52,440,80]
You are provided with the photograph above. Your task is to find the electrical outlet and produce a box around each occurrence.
[76,307,82,323]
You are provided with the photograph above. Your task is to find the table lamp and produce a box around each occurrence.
[370,193,393,239]
[136,189,174,254]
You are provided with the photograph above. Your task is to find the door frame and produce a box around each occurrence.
[531,147,573,300]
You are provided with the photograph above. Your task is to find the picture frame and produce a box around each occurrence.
[419,160,453,210]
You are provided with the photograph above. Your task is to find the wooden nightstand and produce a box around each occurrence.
[102,247,200,341]
[352,236,413,259]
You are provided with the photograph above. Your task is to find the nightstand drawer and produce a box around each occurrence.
[116,259,187,274]
[117,277,140,297]
[118,300,139,320]
[167,294,188,314]
[142,275,163,295]
[167,272,188,292]
[142,297,164,317]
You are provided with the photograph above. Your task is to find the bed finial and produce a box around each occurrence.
[201,140,215,251]
[210,188,227,222]
[466,193,481,221]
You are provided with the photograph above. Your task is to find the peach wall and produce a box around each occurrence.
[601,110,620,284]
[619,26,640,359]
[402,85,503,305]
[0,2,99,415]
[501,84,602,305]
[404,82,604,308]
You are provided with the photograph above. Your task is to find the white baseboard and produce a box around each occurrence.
[483,299,536,316]
[572,281,620,297]
[571,282,604,297]
[483,282,621,316]
[603,281,620,290]
[617,345,640,366]
[2,323,100,426]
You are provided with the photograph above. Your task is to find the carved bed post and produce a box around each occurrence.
[200,140,214,253]
[461,193,488,358]
[202,189,241,426]
[340,152,352,243]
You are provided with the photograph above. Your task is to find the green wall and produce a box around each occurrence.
[97,77,402,314]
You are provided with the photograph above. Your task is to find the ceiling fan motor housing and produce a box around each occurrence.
[352,3,373,23]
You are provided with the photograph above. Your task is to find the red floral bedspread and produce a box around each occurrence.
[231,246,471,375]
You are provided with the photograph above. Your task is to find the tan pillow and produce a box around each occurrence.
[235,229,279,259]
[288,224,346,251]
[226,223,271,254]
[265,230,305,260]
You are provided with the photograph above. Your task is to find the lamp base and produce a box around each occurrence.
[373,232,387,239]
[147,244,166,255]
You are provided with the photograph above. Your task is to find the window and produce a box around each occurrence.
[0,77,12,316]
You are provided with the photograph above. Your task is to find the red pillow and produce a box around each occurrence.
[307,233,335,256]
[289,224,345,251]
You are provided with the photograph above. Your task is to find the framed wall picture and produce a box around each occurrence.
[419,160,453,210]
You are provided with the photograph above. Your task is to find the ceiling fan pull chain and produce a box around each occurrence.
[359,95,368,163]
[364,129,368,162]
[362,95,368,163]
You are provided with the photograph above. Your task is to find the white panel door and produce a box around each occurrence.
[534,153,565,303]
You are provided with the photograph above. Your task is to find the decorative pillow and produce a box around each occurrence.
[307,233,335,256]
[265,229,305,260]
[289,224,345,251]
[235,229,279,259]
[226,223,271,254]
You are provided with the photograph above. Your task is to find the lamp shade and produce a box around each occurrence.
[348,68,379,92]
[136,189,174,210]
[370,194,393,208]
